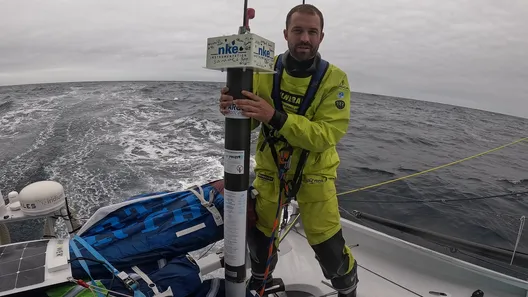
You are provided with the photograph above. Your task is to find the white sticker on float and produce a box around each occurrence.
[223,189,247,267]
[224,149,245,175]
[225,104,249,119]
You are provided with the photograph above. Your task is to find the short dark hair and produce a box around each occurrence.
[285,4,324,31]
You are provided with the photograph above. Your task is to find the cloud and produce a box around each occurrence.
[0,0,527,118]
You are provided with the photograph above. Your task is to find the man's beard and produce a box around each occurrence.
[288,42,318,61]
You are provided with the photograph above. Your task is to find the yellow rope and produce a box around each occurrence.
[279,136,527,241]
[337,136,528,197]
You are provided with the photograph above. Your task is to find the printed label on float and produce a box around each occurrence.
[223,189,247,266]
[224,149,245,174]
[226,104,249,119]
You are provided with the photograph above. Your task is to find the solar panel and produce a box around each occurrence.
[0,239,72,297]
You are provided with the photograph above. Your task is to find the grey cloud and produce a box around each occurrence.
[0,0,527,118]
[321,0,528,118]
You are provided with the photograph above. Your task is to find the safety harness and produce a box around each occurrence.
[256,54,330,297]
[259,53,330,221]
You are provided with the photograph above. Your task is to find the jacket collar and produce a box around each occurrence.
[281,50,322,78]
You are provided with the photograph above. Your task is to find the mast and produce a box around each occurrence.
[204,1,275,296]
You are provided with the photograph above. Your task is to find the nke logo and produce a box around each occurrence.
[217,40,245,55]
[280,91,303,106]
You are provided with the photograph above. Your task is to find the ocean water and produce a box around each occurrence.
[1,81,527,277]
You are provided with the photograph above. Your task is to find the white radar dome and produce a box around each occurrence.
[19,181,66,216]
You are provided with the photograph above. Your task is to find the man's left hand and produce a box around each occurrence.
[234,90,275,123]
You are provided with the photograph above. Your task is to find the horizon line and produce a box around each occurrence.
[0,79,526,120]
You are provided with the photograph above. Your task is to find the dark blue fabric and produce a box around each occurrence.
[70,184,224,279]
[97,257,256,297]
[98,255,203,297]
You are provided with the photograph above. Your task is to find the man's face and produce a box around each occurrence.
[284,11,324,61]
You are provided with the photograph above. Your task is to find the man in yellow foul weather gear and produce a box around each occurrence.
[219,4,358,297]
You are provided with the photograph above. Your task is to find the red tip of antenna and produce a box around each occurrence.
[244,8,255,29]
[247,8,255,19]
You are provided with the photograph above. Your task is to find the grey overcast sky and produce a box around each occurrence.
[1,0,527,118]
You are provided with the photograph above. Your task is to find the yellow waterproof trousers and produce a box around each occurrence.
[248,170,356,292]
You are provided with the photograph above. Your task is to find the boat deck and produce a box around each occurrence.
[196,201,528,297]
[270,212,528,297]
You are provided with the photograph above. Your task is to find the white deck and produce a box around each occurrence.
[198,203,528,297]
[272,210,528,297]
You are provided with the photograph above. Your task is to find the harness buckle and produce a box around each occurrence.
[260,126,281,152]
[118,271,140,292]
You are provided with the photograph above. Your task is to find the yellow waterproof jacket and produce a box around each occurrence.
[252,55,351,183]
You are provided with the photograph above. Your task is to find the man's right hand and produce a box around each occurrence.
[219,87,233,115]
